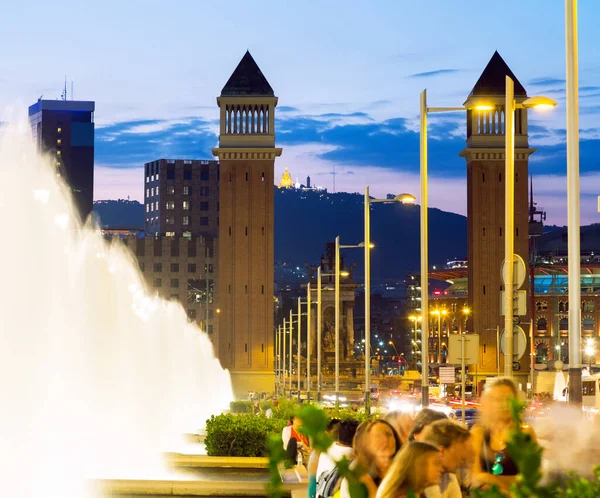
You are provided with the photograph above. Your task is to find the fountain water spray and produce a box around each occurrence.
[0,118,232,498]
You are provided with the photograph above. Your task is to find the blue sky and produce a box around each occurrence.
[2,0,600,224]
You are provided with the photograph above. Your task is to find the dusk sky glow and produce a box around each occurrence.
[2,0,600,224]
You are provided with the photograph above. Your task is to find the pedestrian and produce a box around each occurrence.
[282,415,310,465]
[252,400,262,416]
[420,420,473,498]
[339,419,401,498]
[470,377,536,494]
[384,411,414,445]
[408,409,448,442]
[376,442,442,498]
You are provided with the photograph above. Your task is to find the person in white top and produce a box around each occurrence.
[421,420,474,498]
[316,420,358,479]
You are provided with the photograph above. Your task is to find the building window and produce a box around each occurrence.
[183,216,190,226]
[201,172,209,181]
[537,318,547,332]
[245,343,248,353]
[166,201,175,210]
[188,309,197,319]
[262,227,265,236]
[156,186,159,195]
[183,231,192,239]
[483,285,486,295]
[200,202,209,211]
[204,263,214,273]
[153,278,162,288]
[245,227,248,236]
[165,231,175,237]
[56,150,61,156]
[229,226,232,236]
[261,285,265,294]
[167,167,175,180]
[261,343,265,353]
[200,187,209,196]
[208,325,213,334]
[151,187,154,196]
[139,262,145,272]
[57,127,62,133]
[57,138,62,145]
[168,185,175,194]
[245,285,248,293]
[184,186,191,195]
[200,217,209,226]
[146,189,149,197]
[155,201,158,210]
[171,263,179,272]
[146,204,149,213]
[166,217,175,225]
[584,301,595,313]
[183,201,191,211]
[559,301,568,313]
[228,284,231,293]
[154,263,162,272]
[171,278,179,288]
[184,170,192,181]
[188,263,197,273]
[246,172,249,181]
[262,172,265,182]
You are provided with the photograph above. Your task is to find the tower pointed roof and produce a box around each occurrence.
[221,51,274,97]
[468,51,527,98]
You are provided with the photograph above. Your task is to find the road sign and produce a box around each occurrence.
[502,254,527,288]
[439,366,455,384]
[500,290,527,316]
[447,334,479,364]
[500,326,528,360]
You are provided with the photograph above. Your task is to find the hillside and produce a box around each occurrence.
[93,188,468,281]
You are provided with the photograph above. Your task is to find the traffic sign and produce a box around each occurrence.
[439,366,455,384]
[500,290,527,316]
[447,334,479,364]
[500,326,528,360]
[502,254,527,288]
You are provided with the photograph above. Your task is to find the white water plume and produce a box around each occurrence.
[0,118,233,497]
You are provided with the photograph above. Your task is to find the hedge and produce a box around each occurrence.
[205,413,288,457]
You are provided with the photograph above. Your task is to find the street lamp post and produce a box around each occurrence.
[282,318,287,394]
[289,309,293,394]
[420,88,555,391]
[364,187,415,410]
[335,236,341,404]
[566,0,582,405]
[307,282,312,399]
[275,325,280,393]
[297,297,302,401]
[432,309,447,363]
[317,266,322,400]
[409,315,421,369]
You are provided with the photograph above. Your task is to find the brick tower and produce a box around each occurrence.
[212,52,282,396]
[460,52,534,377]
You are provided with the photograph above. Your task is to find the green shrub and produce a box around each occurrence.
[205,413,287,457]
[230,400,253,413]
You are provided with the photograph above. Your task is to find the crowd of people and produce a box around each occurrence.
[281,377,531,498]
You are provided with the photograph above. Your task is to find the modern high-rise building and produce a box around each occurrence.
[29,99,95,220]
[143,159,219,238]
[213,51,282,396]
[461,51,533,375]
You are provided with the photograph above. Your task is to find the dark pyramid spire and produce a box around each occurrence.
[221,51,274,97]
[469,51,527,98]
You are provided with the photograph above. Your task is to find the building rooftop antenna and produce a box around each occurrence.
[61,75,67,101]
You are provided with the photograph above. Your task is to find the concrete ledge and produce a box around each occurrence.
[165,454,270,469]
[96,479,306,497]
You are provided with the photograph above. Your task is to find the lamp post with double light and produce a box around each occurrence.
[420,88,555,401]
[431,308,447,363]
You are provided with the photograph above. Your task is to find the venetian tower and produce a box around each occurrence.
[212,52,282,396]
[460,52,533,376]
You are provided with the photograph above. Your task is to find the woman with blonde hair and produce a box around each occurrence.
[339,419,401,498]
[470,377,536,494]
[376,442,442,498]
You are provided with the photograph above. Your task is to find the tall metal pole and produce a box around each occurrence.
[275,325,280,393]
[420,90,430,407]
[335,236,341,404]
[307,283,312,398]
[566,0,582,405]
[297,297,302,401]
[504,75,515,378]
[364,187,372,411]
[438,313,442,364]
[317,266,322,401]
[283,319,287,394]
[289,309,293,393]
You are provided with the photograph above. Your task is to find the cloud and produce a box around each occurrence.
[408,69,461,78]
[528,77,566,87]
